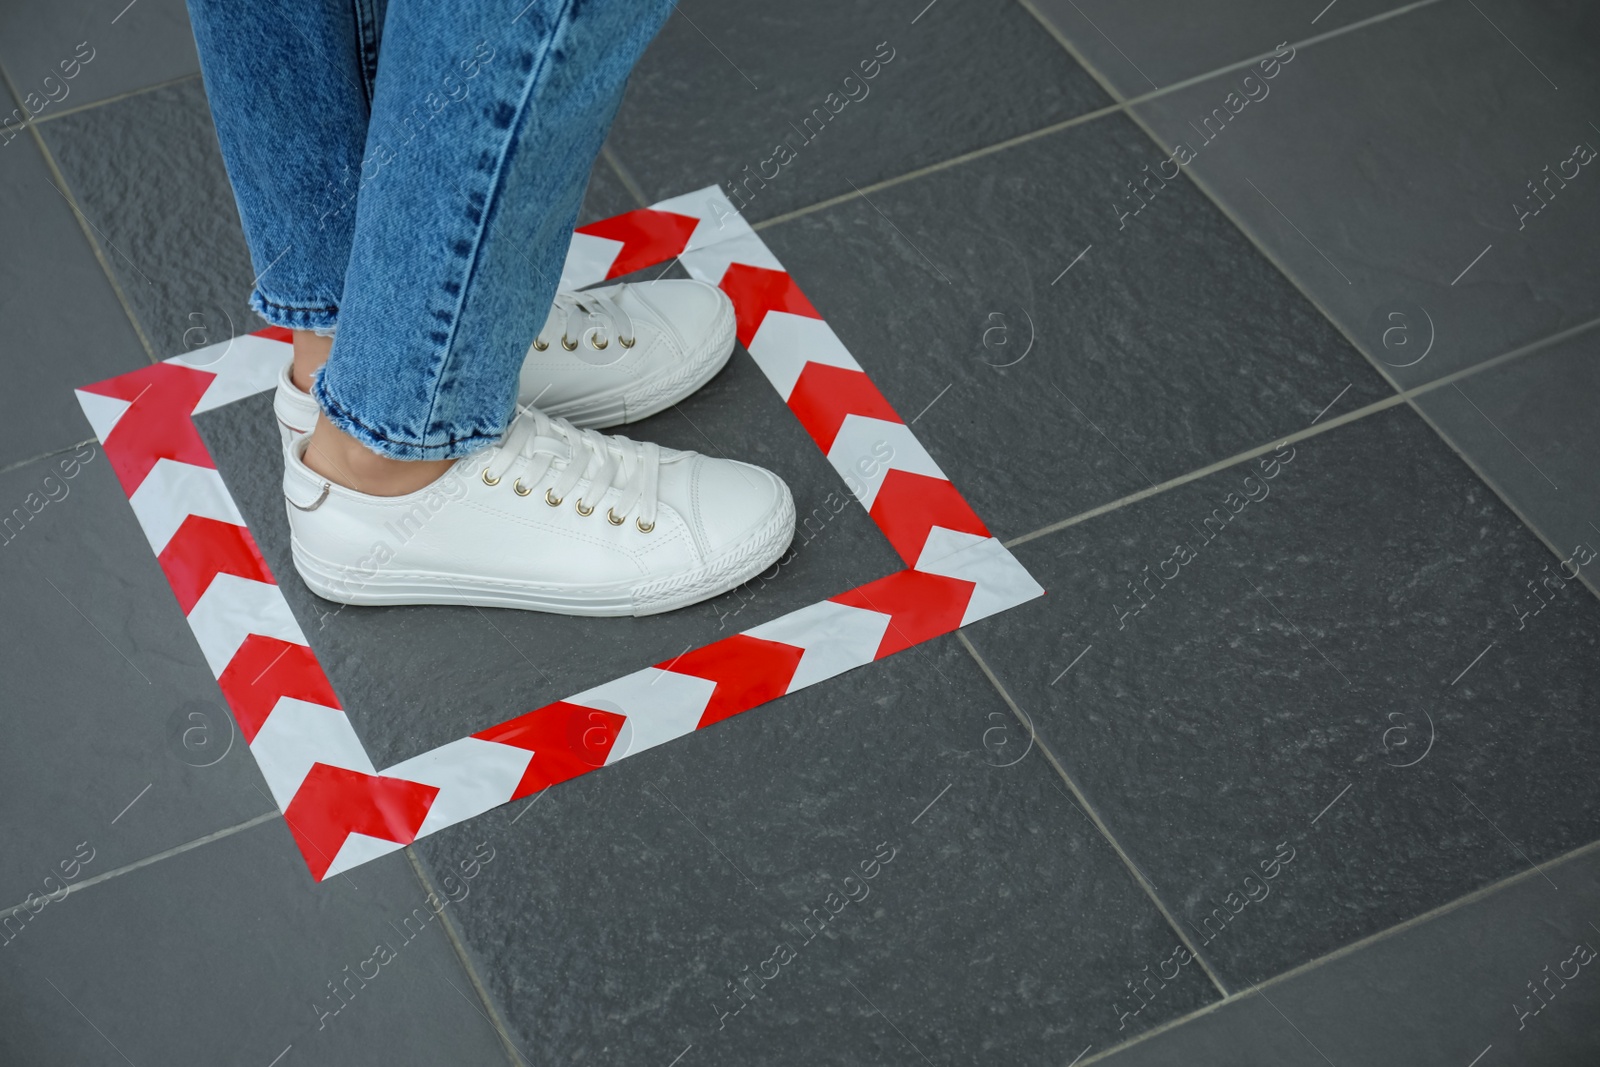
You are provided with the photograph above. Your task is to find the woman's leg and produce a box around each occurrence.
[308,0,674,472]
[186,0,385,387]
[195,0,794,616]
[191,0,673,495]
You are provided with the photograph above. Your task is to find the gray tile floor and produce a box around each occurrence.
[3,1,1598,1064]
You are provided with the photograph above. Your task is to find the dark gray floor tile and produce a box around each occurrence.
[606,0,1110,222]
[1415,329,1600,589]
[0,449,276,907]
[0,103,146,466]
[578,151,644,225]
[1095,844,1600,1067]
[1130,0,1600,386]
[0,0,198,116]
[39,77,254,362]
[1024,0,1417,98]
[759,113,1390,541]
[196,268,905,768]
[963,404,1600,988]
[415,634,1220,1064]
[0,819,511,1066]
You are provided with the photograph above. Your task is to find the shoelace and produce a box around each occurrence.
[532,289,637,352]
[480,406,660,531]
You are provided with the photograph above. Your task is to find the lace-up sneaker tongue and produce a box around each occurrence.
[282,409,793,617]
[519,278,735,427]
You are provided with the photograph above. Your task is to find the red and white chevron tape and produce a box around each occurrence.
[75,187,1043,881]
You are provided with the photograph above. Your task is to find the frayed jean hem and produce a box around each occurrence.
[251,290,340,334]
[313,375,505,462]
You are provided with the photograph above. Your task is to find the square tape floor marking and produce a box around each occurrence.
[74,187,1044,881]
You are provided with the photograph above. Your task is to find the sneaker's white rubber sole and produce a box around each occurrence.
[288,484,794,618]
[540,307,737,430]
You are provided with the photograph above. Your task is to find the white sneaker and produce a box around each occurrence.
[273,279,736,449]
[283,406,794,617]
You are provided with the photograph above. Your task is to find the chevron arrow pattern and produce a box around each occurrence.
[75,186,1043,881]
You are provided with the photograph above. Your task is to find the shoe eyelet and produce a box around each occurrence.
[481,469,501,486]
[531,338,549,351]
[513,479,532,497]
[545,488,563,507]
[575,499,595,517]
[620,336,636,349]
[589,334,608,350]
[636,518,655,533]
[606,508,625,526]
[561,336,578,352]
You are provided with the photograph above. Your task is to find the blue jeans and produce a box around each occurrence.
[187,0,673,459]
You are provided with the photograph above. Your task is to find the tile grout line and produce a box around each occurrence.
[600,143,651,210]
[401,847,529,1067]
[751,0,1446,234]
[1001,313,1600,551]
[1070,834,1600,1066]
[1389,317,1600,608]
[0,65,160,365]
[1014,0,1445,107]
[954,631,1234,1000]
[0,810,279,919]
[752,107,1120,232]
[1400,386,1600,605]
[27,71,203,127]
[0,437,98,478]
[1003,392,1405,548]
[1117,104,1409,393]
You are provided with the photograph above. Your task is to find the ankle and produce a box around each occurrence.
[302,415,454,497]
[291,330,333,392]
